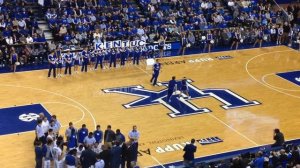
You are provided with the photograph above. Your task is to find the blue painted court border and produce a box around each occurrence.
[276,70,300,87]
[148,138,300,168]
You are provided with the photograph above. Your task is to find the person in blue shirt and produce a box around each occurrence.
[133,47,141,65]
[77,124,88,144]
[110,141,122,168]
[93,125,103,144]
[115,129,125,144]
[10,49,18,73]
[94,49,104,70]
[150,59,161,86]
[120,47,128,67]
[89,48,96,70]
[251,151,264,168]
[205,30,213,53]
[183,139,197,167]
[110,48,117,68]
[48,51,57,78]
[64,50,72,75]
[67,128,77,150]
[180,77,190,98]
[104,49,110,68]
[57,54,63,77]
[167,76,177,103]
[65,149,77,167]
[73,52,80,73]
[35,140,43,168]
[81,47,89,72]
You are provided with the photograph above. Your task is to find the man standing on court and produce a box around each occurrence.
[183,139,197,167]
[48,50,57,78]
[167,76,177,102]
[150,59,161,86]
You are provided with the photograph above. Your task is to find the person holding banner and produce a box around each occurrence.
[150,59,161,86]
[64,50,73,75]
[110,48,117,68]
[81,47,89,72]
[48,50,57,78]
[95,49,104,70]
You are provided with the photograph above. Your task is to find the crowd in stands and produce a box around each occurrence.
[0,0,47,69]
[35,113,140,168]
[0,0,299,72]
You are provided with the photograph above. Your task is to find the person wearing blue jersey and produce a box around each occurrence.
[167,76,176,103]
[48,51,57,78]
[95,49,104,70]
[93,125,103,144]
[67,128,77,150]
[116,48,121,67]
[133,47,141,65]
[104,49,110,69]
[73,52,80,73]
[204,30,213,53]
[253,27,264,48]
[150,59,161,86]
[65,149,77,167]
[90,48,96,70]
[180,77,190,98]
[64,50,72,75]
[110,48,117,68]
[78,124,88,144]
[10,48,18,73]
[230,28,241,50]
[57,54,63,77]
[81,47,89,72]
[128,47,134,64]
[120,47,128,67]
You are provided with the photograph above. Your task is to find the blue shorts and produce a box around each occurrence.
[57,63,62,68]
[74,60,79,65]
[90,57,96,62]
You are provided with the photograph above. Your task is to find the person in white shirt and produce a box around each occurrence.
[52,145,63,168]
[6,36,13,45]
[36,119,45,144]
[42,117,50,137]
[76,144,85,159]
[95,155,105,168]
[128,125,140,142]
[26,35,33,44]
[83,132,96,146]
[18,19,26,29]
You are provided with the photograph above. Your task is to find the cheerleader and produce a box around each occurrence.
[109,48,117,68]
[180,77,191,98]
[253,28,264,48]
[57,54,63,77]
[73,52,80,73]
[178,32,188,56]
[158,35,167,58]
[204,30,213,53]
[64,50,72,75]
[81,47,89,72]
[95,49,104,70]
[89,48,96,70]
[48,50,57,78]
[277,25,284,45]
[10,48,18,73]
[230,28,241,50]
[120,47,127,67]
[104,48,110,68]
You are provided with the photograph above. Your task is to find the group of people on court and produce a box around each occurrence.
[35,112,140,168]
[48,46,148,78]
[150,59,190,103]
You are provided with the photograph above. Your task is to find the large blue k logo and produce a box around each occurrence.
[103,79,260,118]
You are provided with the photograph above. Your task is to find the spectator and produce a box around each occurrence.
[183,138,197,167]
[272,128,285,147]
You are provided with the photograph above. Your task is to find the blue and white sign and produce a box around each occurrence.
[0,104,51,135]
[103,79,260,118]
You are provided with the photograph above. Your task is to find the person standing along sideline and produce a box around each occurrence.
[150,59,161,86]
[167,76,177,102]
[48,50,57,78]
[73,52,80,73]
[104,125,116,148]
[35,140,43,168]
[57,54,63,77]
[183,139,197,167]
[81,47,89,72]
[94,125,103,144]
[158,35,167,58]
[10,48,18,72]
[95,49,104,70]
[64,50,73,75]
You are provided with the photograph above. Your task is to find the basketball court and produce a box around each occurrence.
[0,45,300,167]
